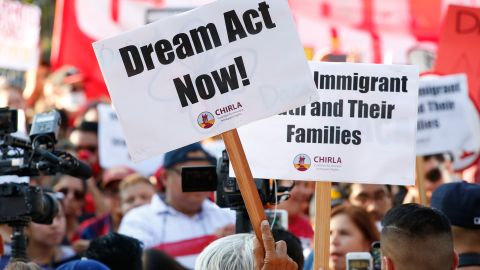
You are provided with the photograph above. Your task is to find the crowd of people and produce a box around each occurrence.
[0,62,479,270]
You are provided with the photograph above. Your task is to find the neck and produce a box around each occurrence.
[65,215,78,239]
[456,243,480,254]
[27,241,57,265]
[111,213,122,232]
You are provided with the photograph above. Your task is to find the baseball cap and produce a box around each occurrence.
[57,258,110,270]
[431,182,480,229]
[163,143,216,169]
[102,166,135,188]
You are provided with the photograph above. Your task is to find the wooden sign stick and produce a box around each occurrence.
[221,129,267,245]
[415,156,427,205]
[313,181,332,270]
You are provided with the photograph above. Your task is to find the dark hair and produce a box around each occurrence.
[381,204,454,270]
[381,203,451,237]
[423,153,452,163]
[85,233,143,270]
[50,174,87,195]
[272,229,304,269]
[143,249,187,270]
[331,204,380,244]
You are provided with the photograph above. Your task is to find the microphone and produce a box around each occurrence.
[62,157,93,180]
[35,149,93,180]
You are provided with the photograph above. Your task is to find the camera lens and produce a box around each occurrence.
[31,191,59,225]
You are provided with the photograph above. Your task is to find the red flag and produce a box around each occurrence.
[50,0,111,100]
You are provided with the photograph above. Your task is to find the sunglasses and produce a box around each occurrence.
[58,188,85,200]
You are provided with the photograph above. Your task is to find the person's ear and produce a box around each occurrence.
[452,251,459,270]
[160,169,170,187]
[383,256,395,270]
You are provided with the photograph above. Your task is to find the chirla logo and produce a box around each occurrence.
[197,112,215,129]
[293,154,311,171]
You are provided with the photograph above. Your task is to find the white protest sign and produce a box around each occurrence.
[97,104,163,175]
[237,62,419,185]
[416,74,480,156]
[0,1,41,70]
[93,0,317,162]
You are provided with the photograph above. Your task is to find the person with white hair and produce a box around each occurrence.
[195,220,298,270]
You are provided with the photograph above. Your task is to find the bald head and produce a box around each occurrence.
[381,204,455,270]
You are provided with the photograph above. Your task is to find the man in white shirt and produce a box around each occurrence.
[119,143,235,269]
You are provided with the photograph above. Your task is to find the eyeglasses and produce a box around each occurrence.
[58,188,85,200]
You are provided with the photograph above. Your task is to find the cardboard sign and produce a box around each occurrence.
[93,0,317,161]
[0,1,41,70]
[237,62,419,185]
[97,104,163,175]
[435,5,480,109]
[416,74,480,156]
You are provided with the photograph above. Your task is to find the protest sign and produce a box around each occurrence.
[237,61,419,185]
[435,5,480,109]
[416,74,480,156]
[0,1,41,70]
[93,0,317,162]
[97,104,163,175]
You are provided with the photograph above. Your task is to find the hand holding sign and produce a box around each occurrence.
[253,220,298,270]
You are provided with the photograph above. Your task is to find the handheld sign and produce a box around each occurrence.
[0,1,41,70]
[416,74,480,156]
[237,62,419,185]
[93,0,317,162]
[435,5,480,110]
[93,0,318,247]
[97,104,164,175]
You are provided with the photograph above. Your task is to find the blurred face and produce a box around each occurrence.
[104,181,122,218]
[330,213,371,270]
[120,182,155,214]
[423,159,449,199]
[277,180,314,217]
[163,151,212,216]
[349,184,391,221]
[27,204,66,247]
[53,176,85,218]
[44,82,86,112]
[70,130,99,168]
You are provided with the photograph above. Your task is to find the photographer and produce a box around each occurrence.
[119,143,235,269]
[0,108,93,267]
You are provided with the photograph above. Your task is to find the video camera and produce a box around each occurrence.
[0,107,92,261]
[181,149,294,233]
